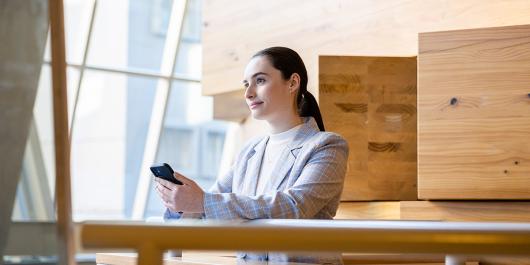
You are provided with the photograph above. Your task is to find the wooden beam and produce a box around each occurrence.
[82,220,530,257]
[49,0,75,264]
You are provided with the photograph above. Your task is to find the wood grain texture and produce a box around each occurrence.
[203,0,530,98]
[320,56,417,201]
[401,201,530,222]
[335,202,400,220]
[418,24,530,199]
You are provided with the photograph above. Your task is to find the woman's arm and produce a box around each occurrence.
[203,134,348,220]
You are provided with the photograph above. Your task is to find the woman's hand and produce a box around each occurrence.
[154,172,205,213]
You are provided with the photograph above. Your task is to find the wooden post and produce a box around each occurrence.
[138,243,163,265]
[49,0,75,264]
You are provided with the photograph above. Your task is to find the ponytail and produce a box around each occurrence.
[297,90,325,131]
[253,47,326,131]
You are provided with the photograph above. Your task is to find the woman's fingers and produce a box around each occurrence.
[154,174,200,212]
[156,183,174,198]
[155,184,169,201]
[154,177,176,190]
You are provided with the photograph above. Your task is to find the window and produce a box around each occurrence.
[13,0,229,222]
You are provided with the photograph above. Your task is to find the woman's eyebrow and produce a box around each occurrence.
[252,72,268,78]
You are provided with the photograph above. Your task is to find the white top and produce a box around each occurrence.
[256,124,303,195]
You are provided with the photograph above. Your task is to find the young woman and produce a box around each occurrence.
[155,47,349,264]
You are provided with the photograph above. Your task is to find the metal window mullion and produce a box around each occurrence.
[69,0,98,138]
[43,61,201,83]
[132,0,189,220]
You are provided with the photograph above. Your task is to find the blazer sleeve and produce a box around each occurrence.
[208,165,234,193]
[202,134,349,220]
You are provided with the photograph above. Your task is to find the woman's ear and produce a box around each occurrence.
[289,73,301,93]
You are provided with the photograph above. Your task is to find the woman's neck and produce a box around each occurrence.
[267,113,303,134]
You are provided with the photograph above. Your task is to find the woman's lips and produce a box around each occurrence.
[249,101,263,109]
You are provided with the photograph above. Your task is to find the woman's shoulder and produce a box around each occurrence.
[310,130,348,145]
[303,130,349,155]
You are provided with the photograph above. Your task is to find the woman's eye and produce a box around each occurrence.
[256,78,265,84]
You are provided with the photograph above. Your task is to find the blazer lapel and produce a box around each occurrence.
[243,136,268,196]
[271,117,320,190]
[270,145,301,190]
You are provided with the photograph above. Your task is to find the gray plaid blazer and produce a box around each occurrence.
[166,117,349,264]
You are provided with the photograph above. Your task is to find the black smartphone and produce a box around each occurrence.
[150,163,183,185]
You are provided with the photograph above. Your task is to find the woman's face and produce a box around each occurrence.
[243,56,297,121]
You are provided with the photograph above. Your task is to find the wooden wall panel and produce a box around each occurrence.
[401,201,530,222]
[335,202,400,220]
[203,0,530,98]
[418,25,530,199]
[213,89,248,123]
[320,56,417,201]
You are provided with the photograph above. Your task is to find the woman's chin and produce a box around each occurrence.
[250,110,266,120]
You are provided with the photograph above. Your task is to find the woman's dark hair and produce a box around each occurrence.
[252,47,325,131]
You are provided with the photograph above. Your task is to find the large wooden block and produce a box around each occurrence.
[418,25,530,199]
[320,56,417,201]
[401,201,530,222]
[335,202,400,220]
[213,89,248,122]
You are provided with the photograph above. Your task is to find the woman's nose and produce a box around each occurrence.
[245,84,255,99]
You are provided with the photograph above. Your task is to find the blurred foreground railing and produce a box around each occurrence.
[81,219,530,265]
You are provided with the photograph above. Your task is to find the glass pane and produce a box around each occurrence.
[123,75,158,218]
[202,129,226,177]
[43,30,51,62]
[87,0,172,72]
[174,39,202,78]
[144,81,228,218]
[174,0,202,77]
[71,70,157,220]
[12,65,79,221]
[44,0,95,64]
[39,66,80,194]
[64,0,94,64]
[67,67,81,123]
[33,65,56,198]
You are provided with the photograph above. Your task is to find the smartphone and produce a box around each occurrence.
[150,163,183,185]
